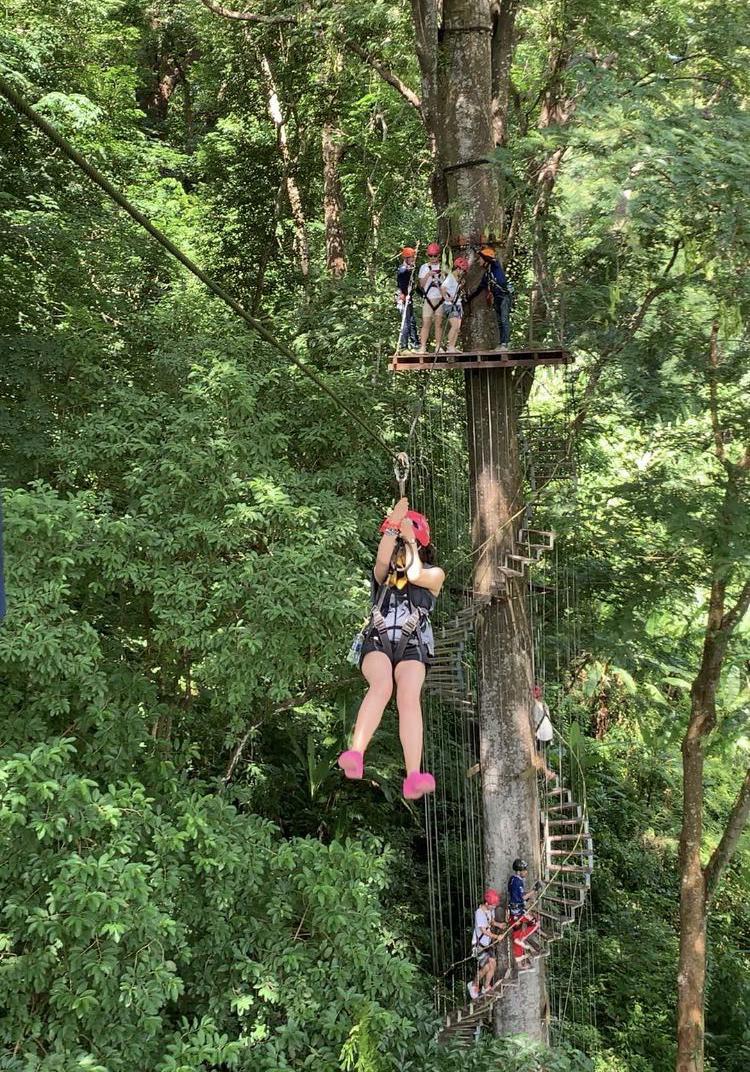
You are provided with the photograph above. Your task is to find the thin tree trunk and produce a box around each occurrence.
[677,732,709,1072]
[365,179,381,284]
[251,176,286,314]
[675,330,750,1071]
[322,121,347,276]
[491,0,521,148]
[259,53,310,279]
[321,48,347,277]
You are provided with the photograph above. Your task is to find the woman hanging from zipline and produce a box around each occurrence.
[338,496,445,800]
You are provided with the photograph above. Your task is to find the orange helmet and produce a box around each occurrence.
[401,246,416,257]
[479,245,496,259]
[426,242,441,257]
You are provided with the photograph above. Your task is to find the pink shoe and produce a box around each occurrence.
[337,750,364,779]
[402,771,436,800]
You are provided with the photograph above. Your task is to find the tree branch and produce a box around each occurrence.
[704,764,750,901]
[198,0,295,23]
[720,577,750,636]
[223,675,360,783]
[345,40,423,115]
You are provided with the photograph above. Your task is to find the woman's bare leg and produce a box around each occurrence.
[446,316,461,349]
[394,659,427,774]
[419,306,434,351]
[351,651,393,755]
[433,310,445,351]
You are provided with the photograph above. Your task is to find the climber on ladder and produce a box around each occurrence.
[396,246,419,352]
[507,858,543,967]
[467,244,514,351]
[533,683,556,780]
[417,242,445,353]
[338,482,445,800]
[468,888,502,1000]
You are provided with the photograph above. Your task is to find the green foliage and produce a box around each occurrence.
[1,0,749,1068]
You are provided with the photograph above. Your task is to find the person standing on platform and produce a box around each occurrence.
[441,257,469,353]
[417,242,445,353]
[395,246,419,351]
[468,245,513,351]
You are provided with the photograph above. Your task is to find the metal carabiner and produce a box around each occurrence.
[393,451,410,497]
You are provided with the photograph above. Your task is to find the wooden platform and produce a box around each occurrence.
[389,347,572,372]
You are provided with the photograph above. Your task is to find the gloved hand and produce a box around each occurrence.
[533,880,543,892]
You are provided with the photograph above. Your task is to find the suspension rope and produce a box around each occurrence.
[0,74,395,461]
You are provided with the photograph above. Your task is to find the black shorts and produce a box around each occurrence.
[360,636,432,671]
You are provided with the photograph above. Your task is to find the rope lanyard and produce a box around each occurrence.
[0,75,395,462]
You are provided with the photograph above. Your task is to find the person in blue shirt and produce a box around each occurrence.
[508,858,543,966]
[395,246,419,351]
[467,245,513,350]
[507,858,542,918]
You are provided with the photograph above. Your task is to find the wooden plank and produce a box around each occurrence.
[389,348,573,373]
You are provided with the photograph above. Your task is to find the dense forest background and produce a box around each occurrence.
[1,1,748,1070]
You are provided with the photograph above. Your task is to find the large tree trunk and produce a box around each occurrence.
[467,370,547,1039]
[413,0,546,1040]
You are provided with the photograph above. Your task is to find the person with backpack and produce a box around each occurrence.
[395,246,419,351]
[338,497,445,800]
[441,256,470,353]
[417,242,445,353]
[467,245,514,351]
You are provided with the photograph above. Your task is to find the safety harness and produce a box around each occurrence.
[419,264,445,312]
[367,565,430,663]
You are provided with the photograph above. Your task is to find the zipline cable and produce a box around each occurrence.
[0,74,394,461]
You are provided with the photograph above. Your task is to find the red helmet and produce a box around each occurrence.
[426,242,441,257]
[453,256,470,271]
[379,510,431,547]
[484,888,500,906]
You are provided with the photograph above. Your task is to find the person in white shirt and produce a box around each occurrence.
[533,685,553,742]
[532,684,555,779]
[468,888,501,1000]
[417,242,445,352]
[441,257,469,353]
